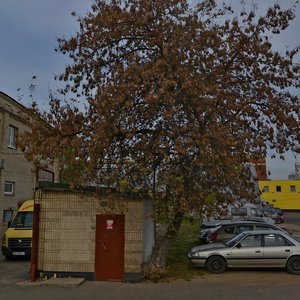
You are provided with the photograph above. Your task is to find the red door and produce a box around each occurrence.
[95,214,125,281]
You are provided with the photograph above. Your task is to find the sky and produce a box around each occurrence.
[0,0,299,180]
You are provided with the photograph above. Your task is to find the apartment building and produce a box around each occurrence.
[0,91,37,235]
[259,179,300,210]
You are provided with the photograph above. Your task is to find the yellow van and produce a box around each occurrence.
[1,200,33,259]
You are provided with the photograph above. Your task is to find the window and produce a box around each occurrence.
[239,234,262,247]
[290,185,296,193]
[264,234,293,247]
[8,125,18,148]
[4,181,15,195]
[224,226,235,234]
[256,225,274,231]
[11,212,33,228]
[276,185,282,192]
[236,225,253,234]
[3,209,14,223]
[263,186,269,193]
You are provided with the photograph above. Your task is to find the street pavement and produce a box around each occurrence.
[1,211,300,299]
[2,270,300,300]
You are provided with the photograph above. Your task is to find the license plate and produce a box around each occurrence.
[12,252,25,256]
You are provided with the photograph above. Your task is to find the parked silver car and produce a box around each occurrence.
[188,230,300,274]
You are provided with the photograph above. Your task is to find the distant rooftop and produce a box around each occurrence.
[0,90,27,109]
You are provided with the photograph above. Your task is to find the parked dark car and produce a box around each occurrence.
[189,230,300,274]
[201,203,275,229]
[262,207,284,224]
[200,220,288,244]
[199,218,271,242]
[274,207,284,216]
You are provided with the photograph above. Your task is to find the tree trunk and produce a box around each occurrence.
[143,211,184,279]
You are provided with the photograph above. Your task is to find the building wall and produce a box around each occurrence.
[143,199,155,262]
[253,158,268,181]
[0,92,35,236]
[259,180,300,209]
[35,189,150,280]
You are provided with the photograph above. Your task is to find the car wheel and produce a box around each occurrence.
[287,256,300,275]
[206,256,226,274]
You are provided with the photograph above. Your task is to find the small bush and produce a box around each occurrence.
[165,218,204,280]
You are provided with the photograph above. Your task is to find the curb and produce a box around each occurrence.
[16,277,85,287]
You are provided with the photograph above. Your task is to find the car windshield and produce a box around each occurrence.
[10,212,33,228]
[224,232,247,247]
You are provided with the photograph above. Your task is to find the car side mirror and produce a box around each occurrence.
[7,221,11,228]
[236,243,241,249]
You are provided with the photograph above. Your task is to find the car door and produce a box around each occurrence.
[228,234,264,267]
[262,233,294,267]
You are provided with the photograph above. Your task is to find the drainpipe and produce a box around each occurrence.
[30,202,40,281]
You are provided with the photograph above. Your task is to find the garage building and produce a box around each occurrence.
[32,183,155,282]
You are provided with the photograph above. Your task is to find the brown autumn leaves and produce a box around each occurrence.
[22,0,300,221]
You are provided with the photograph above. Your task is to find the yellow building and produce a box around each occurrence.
[259,180,300,210]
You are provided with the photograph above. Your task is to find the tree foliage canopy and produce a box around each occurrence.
[23,0,300,219]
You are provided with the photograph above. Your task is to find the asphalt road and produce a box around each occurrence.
[1,211,300,300]
[283,211,300,226]
[0,253,30,285]
[1,269,300,300]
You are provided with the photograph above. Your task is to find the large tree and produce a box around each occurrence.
[22,0,300,276]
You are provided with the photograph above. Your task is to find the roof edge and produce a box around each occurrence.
[0,91,28,110]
